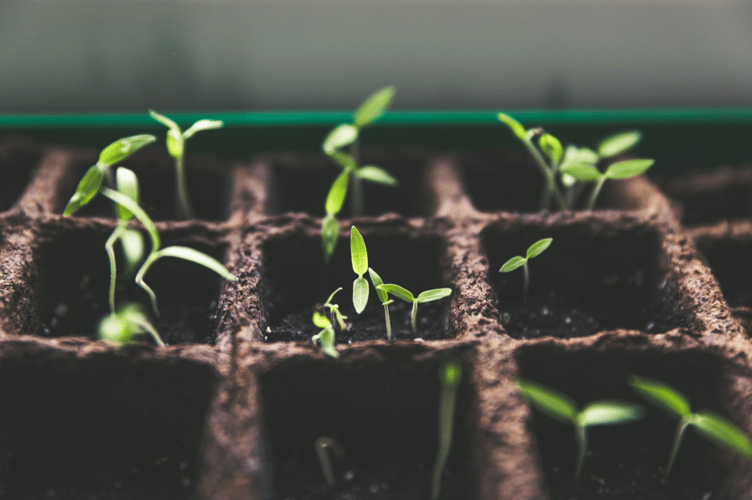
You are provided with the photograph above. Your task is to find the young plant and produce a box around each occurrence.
[314,436,345,488]
[560,157,654,210]
[312,311,339,359]
[376,284,452,334]
[149,110,224,219]
[323,288,348,331]
[499,238,552,305]
[368,268,394,340]
[517,379,645,481]
[98,302,164,347]
[431,359,462,500]
[320,86,398,262]
[629,375,752,481]
[350,226,369,314]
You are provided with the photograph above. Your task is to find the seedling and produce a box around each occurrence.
[320,86,398,262]
[314,436,345,488]
[323,288,348,331]
[517,379,644,481]
[350,226,370,314]
[499,238,552,305]
[376,284,452,333]
[98,302,164,347]
[560,158,654,210]
[150,110,224,219]
[368,268,394,340]
[312,311,339,359]
[431,360,462,500]
[629,375,752,481]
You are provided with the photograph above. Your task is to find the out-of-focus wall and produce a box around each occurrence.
[2,0,752,112]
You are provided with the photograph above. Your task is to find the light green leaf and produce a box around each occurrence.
[153,246,238,282]
[440,360,462,388]
[416,288,452,303]
[64,165,105,216]
[559,163,603,182]
[115,167,140,221]
[149,109,179,131]
[354,85,395,128]
[500,255,526,273]
[692,411,752,458]
[561,146,599,169]
[561,173,577,188]
[166,128,184,158]
[526,238,552,260]
[356,166,398,186]
[317,326,339,359]
[99,303,162,347]
[353,277,369,314]
[598,130,642,158]
[99,134,157,167]
[183,119,224,139]
[368,268,389,305]
[325,287,342,306]
[323,124,359,155]
[120,227,145,275]
[517,380,578,424]
[330,150,356,170]
[604,159,655,180]
[100,187,161,251]
[497,113,527,141]
[350,226,368,276]
[326,171,350,216]
[578,401,645,427]
[313,311,331,329]
[539,133,563,164]
[629,376,692,419]
[321,214,339,262]
[377,284,415,303]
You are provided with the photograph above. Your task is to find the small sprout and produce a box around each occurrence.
[560,158,654,210]
[376,284,452,333]
[324,288,348,331]
[629,375,752,481]
[321,171,349,262]
[597,130,642,159]
[150,110,224,219]
[350,226,369,314]
[368,268,394,340]
[98,302,164,347]
[312,311,339,359]
[517,379,644,481]
[499,238,552,305]
[431,360,462,500]
[314,436,345,488]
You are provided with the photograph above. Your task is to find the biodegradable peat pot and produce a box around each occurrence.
[1,135,752,500]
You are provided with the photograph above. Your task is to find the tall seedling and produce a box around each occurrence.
[431,360,462,500]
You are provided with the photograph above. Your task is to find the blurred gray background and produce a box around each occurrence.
[2,0,752,112]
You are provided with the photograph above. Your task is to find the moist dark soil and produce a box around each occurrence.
[0,135,43,211]
[266,300,450,344]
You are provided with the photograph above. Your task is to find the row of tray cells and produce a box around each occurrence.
[0,339,750,499]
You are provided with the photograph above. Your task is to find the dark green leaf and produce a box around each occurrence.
[692,411,752,458]
[539,133,563,164]
[629,376,692,419]
[517,379,578,424]
[64,165,105,216]
[500,255,526,273]
[559,163,603,182]
[98,134,157,166]
[377,284,414,303]
[604,159,654,180]
[353,277,369,314]
[323,124,358,155]
[354,85,395,128]
[368,268,389,304]
[526,238,552,259]
[497,113,527,141]
[598,130,642,158]
[115,167,140,221]
[416,288,452,303]
[356,166,398,186]
[321,214,339,262]
[350,226,368,275]
[578,401,645,427]
[325,171,350,215]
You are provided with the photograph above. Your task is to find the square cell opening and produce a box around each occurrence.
[515,344,733,500]
[261,229,453,343]
[481,222,683,339]
[259,353,477,499]
[0,136,43,212]
[695,235,752,308]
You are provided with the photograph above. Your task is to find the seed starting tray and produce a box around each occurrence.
[1,134,752,500]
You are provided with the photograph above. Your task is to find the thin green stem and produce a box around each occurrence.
[664,417,691,482]
[384,304,392,341]
[105,225,125,312]
[431,377,458,500]
[135,253,160,316]
[174,154,194,219]
[350,174,364,217]
[135,317,165,346]
[411,300,418,333]
[587,177,607,210]
[521,140,566,211]
[575,424,587,482]
[523,260,530,305]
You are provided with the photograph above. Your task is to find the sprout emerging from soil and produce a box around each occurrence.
[312,311,339,359]
[350,226,370,314]
[98,302,164,347]
[629,375,752,481]
[431,359,462,500]
[517,379,645,481]
[368,268,394,340]
[499,238,552,305]
[320,86,398,262]
[323,288,348,331]
[149,110,224,219]
[376,284,452,334]
[314,436,345,487]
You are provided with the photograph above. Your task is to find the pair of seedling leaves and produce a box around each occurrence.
[311,227,452,358]
[321,86,398,262]
[518,376,752,483]
[64,132,237,346]
[498,113,655,211]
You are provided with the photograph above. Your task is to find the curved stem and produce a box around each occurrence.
[175,154,194,219]
[314,436,345,487]
[587,177,607,210]
[105,225,125,312]
[135,253,160,316]
[135,317,165,346]
[664,417,691,482]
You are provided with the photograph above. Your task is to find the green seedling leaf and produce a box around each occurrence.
[323,124,359,155]
[115,167,140,221]
[629,376,691,419]
[325,287,343,307]
[356,166,398,186]
[353,277,369,314]
[598,130,642,158]
[692,411,752,458]
[313,326,339,359]
[153,246,238,282]
[313,311,331,329]
[166,128,184,158]
[149,109,179,131]
[578,401,645,427]
[98,134,157,167]
[539,133,563,164]
[377,284,414,303]
[354,85,395,128]
[559,163,602,182]
[417,288,452,303]
[350,226,368,275]
[120,227,145,276]
[500,256,526,273]
[64,165,105,216]
[604,159,655,180]
[497,113,527,141]
[330,150,356,170]
[99,303,164,347]
[321,214,339,262]
[369,268,389,304]
[183,119,224,139]
[517,380,577,424]
[326,171,350,215]
[560,146,599,170]
[100,187,160,251]
[526,238,553,259]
